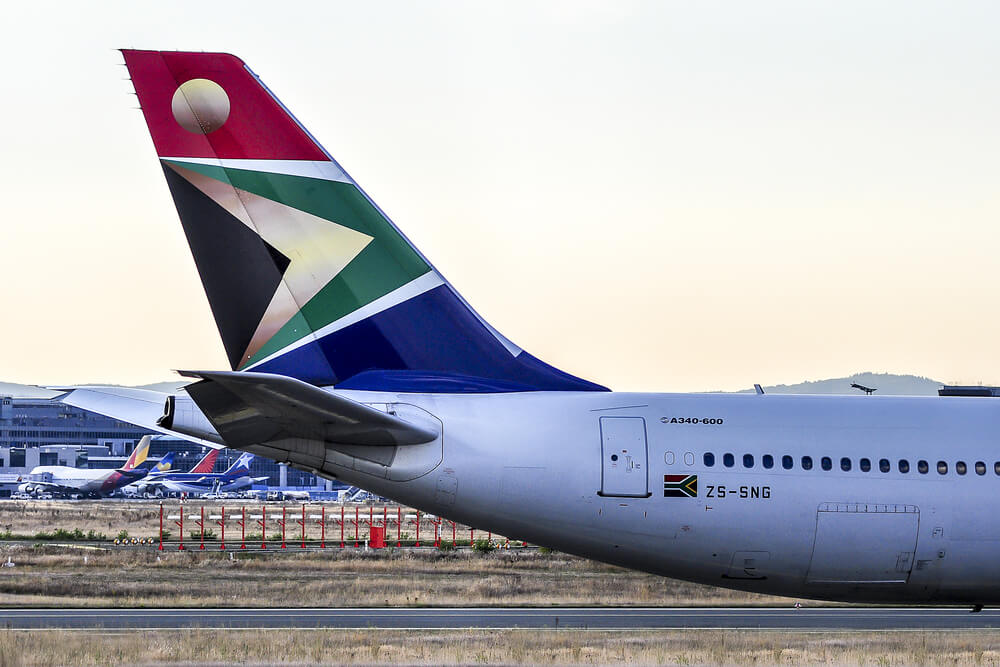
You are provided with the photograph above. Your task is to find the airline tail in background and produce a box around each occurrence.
[189,447,220,474]
[121,50,605,394]
[121,436,150,471]
[223,453,254,477]
[150,452,175,472]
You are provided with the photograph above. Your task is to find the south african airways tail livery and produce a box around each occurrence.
[60,50,1000,607]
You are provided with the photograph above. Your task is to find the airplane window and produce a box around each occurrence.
[976,461,986,475]
[840,457,851,472]
[937,460,948,474]
[703,453,715,467]
[743,454,754,468]
[860,458,871,472]
[956,461,967,475]
[821,456,832,471]
[762,454,774,469]
[879,458,890,473]
[723,453,734,467]
[995,461,1000,476]
[801,456,813,470]
[918,460,929,474]
[898,459,909,473]
[782,455,793,470]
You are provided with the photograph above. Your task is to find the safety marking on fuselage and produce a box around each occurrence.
[663,474,697,498]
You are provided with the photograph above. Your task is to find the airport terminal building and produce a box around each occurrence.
[0,395,324,495]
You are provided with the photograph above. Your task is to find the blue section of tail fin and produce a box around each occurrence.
[154,452,176,472]
[223,453,254,477]
[251,285,608,392]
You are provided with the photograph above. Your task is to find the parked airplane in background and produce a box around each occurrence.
[58,50,1000,608]
[131,446,218,497]
[131,452,265,497]
[18,436,152,498]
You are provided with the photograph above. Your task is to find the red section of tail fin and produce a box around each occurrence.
[190,448,220,474]
[121,50,326,160]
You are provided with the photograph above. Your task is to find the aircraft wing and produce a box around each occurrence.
[176,370,439,448]
[54,386,223,448]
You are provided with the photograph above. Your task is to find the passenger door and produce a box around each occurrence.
[599,416,649,497]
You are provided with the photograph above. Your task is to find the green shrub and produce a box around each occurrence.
[116,529,130,542]
[189,529,217,540]
[33,528,99,541]
[472,538,495,553]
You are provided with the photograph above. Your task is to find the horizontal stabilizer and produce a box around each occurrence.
[177,370,439,448]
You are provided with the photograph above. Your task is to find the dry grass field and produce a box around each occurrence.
[3,628,1000,665]
[0,499,812,607]
[0,500,163,539]
[1,501,993,666]
[0,544,808,608]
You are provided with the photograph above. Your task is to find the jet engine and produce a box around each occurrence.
[157,394,223,444]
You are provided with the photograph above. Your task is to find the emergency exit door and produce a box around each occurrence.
[599,416,649,497]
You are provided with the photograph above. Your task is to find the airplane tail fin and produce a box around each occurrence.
[189,447,220,474]
[121,436,151,471]
[153,452,175,472]
[223,452,254,477]
[121,50,606,393]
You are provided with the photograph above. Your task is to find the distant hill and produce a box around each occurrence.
[0,372,952,399]
[0,379,188,399]
[136,380,191,393]
[735,373,942,396]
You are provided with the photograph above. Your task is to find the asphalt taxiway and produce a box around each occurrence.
[4,607,1000,630]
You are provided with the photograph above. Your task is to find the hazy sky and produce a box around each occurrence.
[2,1,998,391]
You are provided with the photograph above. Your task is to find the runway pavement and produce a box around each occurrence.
[4,607,1000,630]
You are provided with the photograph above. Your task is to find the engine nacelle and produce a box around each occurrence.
[17,483,36,495]
[157,394,223,444]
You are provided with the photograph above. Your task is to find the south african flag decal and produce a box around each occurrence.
[664,474,697,498]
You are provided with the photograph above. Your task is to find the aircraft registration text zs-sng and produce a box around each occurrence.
[704,485,772,500]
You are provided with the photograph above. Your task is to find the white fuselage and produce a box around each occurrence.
[144,475,256,495]
[288,389,1000,605]
[23,466,118,494]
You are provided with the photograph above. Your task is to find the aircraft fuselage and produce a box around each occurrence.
[304,390,1000,605]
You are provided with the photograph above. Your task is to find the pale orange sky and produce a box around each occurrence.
[1,1,998,392]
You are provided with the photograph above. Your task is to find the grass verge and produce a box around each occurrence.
[0,544,812,608]
[3,629,1000,665]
